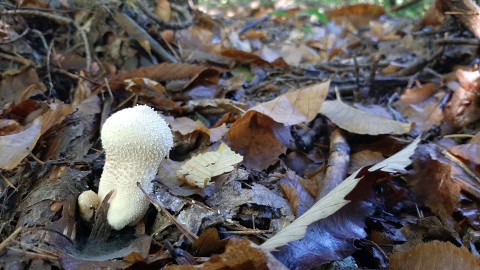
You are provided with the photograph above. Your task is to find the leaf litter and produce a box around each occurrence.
[0,1,479,269]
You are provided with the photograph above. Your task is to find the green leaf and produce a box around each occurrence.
[301,8,329,24]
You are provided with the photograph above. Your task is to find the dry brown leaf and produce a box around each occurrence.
[449,143,480,164]
[0,68,46,108]
[390,240,480,270]
[319,100,412,135]
[227,111,288,170]
[177,143,243,188]
[251,81,330,126]
[155,0,171,22]
[326,4,385,27]
[166,238,288,270]
[221,49,288,67]
[109,63,218,91]
[399,83,438,104]
[0,101,72,170]
[167,117,227,143]
[0,117,41,170]
[348,150,385,174]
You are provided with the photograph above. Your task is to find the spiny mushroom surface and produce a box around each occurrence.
[98,105,173,230]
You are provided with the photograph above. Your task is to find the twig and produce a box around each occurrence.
[220,229,272,235]
[0,28,30,44]
[441,149,480,185]
[436,38,480,45]
[138,0,193,30]
[442,0,480,40]
[46,40,54,97]
[0,52,34,66]
[0,227,22,253]
[389,0,422,13]
[112,11,177,63]
[0,8,92,74]
[137,182,198,243]
[0,173,17,191]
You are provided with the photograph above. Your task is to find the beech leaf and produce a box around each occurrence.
[260,137,420,251]
[319,100,413,135]
[390,240,480,270]
[177,143,243,188]
[251,81,330,126]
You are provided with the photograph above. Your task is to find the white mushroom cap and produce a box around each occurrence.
[97,105,173,230]
[78,190,99,222]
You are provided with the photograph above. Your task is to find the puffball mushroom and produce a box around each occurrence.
[78,190,100,222]
[97,105,173,230]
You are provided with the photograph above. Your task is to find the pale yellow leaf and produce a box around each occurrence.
[178,143,243,188]
[260,138,420,251]
[319,100,412,135]
[251,81,330,126]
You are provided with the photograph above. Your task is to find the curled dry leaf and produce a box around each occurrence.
[228,81,329,170]
[319,100,413,135]
[177,143,243,188]
[260,137,420,251]
[167,117,227,143]
[251,81,330,126]
[389,240,480,270]
[0,102,73,170]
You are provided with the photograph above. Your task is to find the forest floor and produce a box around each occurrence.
[0,1,479,269]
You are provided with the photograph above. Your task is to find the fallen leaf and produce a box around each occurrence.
[389,240,480,270]
[319,100,413,135]
[261,137,420,251]
[165,238,288,270]
[0,101,73,170]
[177,143,243,188]
[251,81,330,126]
[0,117,41,170]
[227,111,289,170]
[109,63,219,91]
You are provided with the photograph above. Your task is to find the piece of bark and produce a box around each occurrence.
[316,128,350,201]
[442,0,480,40]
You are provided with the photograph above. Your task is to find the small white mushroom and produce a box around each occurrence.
[78,190,100,222]
[97,105,173,230]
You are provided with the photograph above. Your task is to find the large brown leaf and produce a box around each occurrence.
[390,241,480,270]
[227,111,288,170]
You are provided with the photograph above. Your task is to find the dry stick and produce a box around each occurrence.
[137,182,198,243]
[315,128,350,201]
[0,9,92,74]
[389,0,422,13]
[0,28,30,44]
[0,173,17,191]
[0,52,34,66]
[0,227,22,253]
[442,0,480,40]
[112,11,177,63]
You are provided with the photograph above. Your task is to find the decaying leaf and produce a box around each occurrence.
[319,100,413,135]
[260,137,420,251]
[177,143,243,188]
[165,238,288,270]
[389,240,480,270]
